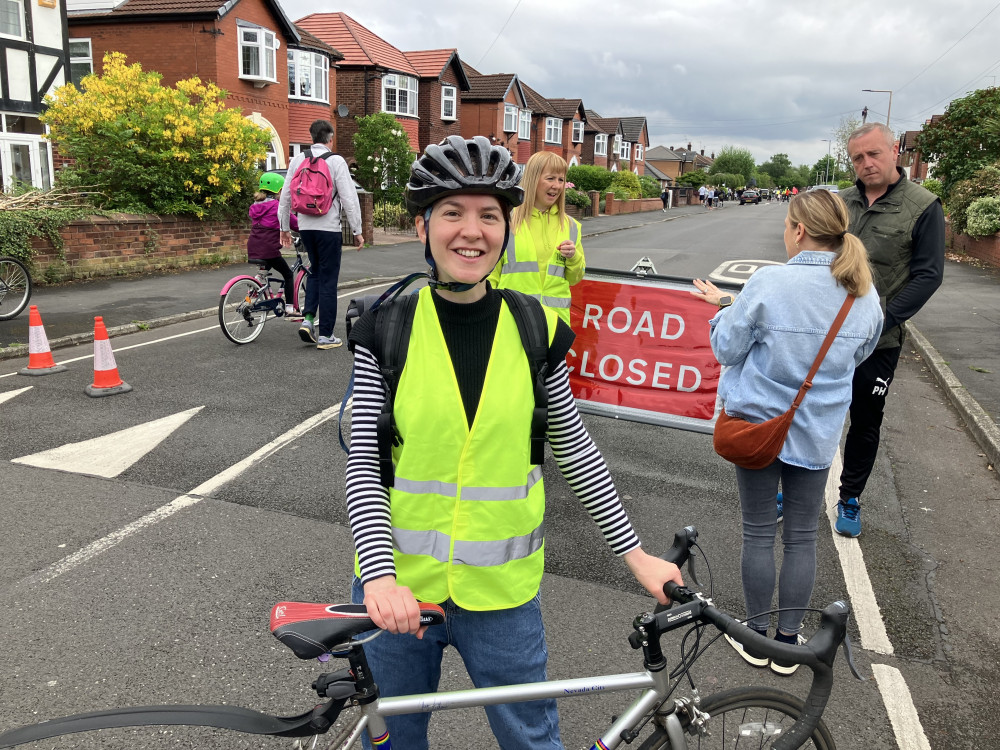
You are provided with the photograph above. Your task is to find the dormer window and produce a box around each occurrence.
[239,26,279,86]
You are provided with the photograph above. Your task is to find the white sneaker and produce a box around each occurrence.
[725,631,769,668]
[770,633,807,676]
[317,335,342,350]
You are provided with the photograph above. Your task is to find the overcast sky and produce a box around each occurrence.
[279,0,1000,169]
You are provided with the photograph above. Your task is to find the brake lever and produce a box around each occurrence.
[686,553,699,587]
[841,631,866,681]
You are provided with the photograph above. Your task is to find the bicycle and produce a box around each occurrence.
[0,256,32,321]
[219,241,310,345]
[0,527,862,750]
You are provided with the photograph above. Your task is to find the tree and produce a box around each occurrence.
[812,155,839,184]
[917,87,1000,196]
[352,112,415,204]
[677,171,707,187]
[609,169,641,198]
[41,52,271,219]
[709,146,756,182]
[832,116,861,179]
[758,153,792,182]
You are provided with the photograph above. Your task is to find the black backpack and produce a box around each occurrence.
[341,288,551,487]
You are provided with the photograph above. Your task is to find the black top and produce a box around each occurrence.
[349,285,575,426]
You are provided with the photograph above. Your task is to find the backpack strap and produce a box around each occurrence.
[497,289,550,466]
[374,292,420,487]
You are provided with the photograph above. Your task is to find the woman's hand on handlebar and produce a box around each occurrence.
[624,547,684,605]
[362,576,428,639]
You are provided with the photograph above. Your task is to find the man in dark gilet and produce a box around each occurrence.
[834,123,945,537]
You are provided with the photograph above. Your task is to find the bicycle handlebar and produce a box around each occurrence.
[659,526,850,750]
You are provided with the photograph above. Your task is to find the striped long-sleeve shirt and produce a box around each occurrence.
[345,291,641,584]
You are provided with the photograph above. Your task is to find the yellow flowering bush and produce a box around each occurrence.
[41,52,270,219]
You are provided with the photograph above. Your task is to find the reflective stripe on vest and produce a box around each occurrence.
[380,287,557,611]
[496,216,579,323]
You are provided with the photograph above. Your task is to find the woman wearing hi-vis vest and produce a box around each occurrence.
[487,151,585,323]
[345,136,682,750]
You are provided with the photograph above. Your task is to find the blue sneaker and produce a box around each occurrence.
[835,497,861,538]
[776,492,783,524]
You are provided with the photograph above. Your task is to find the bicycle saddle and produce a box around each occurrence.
[271,602,446,659]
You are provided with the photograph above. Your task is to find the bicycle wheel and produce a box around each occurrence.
[0,257,32,321]
[637,686,835,750]
[219,278,268,344]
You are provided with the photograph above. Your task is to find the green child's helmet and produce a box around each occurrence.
[259,172,285,194]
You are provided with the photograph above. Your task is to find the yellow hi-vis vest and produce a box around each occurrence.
[387,287,557,611]
[496,217,579,323]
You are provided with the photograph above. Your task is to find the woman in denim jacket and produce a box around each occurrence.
[692,189,883,675]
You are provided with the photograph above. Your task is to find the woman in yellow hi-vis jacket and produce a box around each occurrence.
[345,136,682,750]
[488,151,584,323]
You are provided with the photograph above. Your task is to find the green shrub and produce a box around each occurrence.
[677,171,707,187]
[638,175,661,198]
[566,164,613,193]
[945,163,1000,235]
[565,188,591,208]
[836,179,854,191]
[921,178,944,200]
[965,196,1000,237]
[352,112,415,205]
[373,201,413,230]
[610,169,641,199]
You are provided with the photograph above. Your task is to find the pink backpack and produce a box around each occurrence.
[290,150,337,216]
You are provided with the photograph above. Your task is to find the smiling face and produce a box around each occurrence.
[849,129,899,197]
[534,171,566,211]
[416,194,506,290]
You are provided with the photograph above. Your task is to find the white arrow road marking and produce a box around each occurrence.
[708,259,783,285]
[0,385,32,405]
[12,406,205,478]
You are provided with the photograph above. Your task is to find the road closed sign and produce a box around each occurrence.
[568,269,734,433]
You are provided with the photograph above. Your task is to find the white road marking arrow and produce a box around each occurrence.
[0,386,32,405]
[12,406,204,478]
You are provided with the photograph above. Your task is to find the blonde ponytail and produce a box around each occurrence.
[788,190,874,297]
[830,233,873,297]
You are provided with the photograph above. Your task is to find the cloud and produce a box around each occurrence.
[673,64,687,76]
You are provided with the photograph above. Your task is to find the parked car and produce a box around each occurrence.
[739,189,760,205]
[758,189,771,200]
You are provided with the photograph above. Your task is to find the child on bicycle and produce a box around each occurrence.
[345,135,683,749]
[248,172,298,316]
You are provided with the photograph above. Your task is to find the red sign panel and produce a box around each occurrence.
[568,276,721,427]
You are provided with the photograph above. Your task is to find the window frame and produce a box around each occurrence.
[572,120,584,143]
[612,134,621,157]
[0,116,54,191]
[594,133,607,156]
[635,143,643,161]
[68,38,93,88]
[503,104,518,133]
[620,140,631,161]
[239,26,279,84]
[441,84,457,120]
[382,73,419,116]
[287,49,329,103]
[544,117,562,144]
[0,0,24,40]
[518,108,531,139]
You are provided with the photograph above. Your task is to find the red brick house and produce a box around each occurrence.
[897,117,940,183]
[620,116,649,175]
[644,145,684,182]
[586,112,623,172]
[459,64,530,162]
[401,48,470,154]
[296,12,427,161]
[66,0,331,169]
[544,98,587,166]
[581,115,610,169]
[287,26,344,162]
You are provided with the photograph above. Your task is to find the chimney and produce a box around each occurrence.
[700,149,704,156]
[687,142,692,151]
[711,152,715,159]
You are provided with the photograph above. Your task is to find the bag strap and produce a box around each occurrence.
[374,292,420,487]
[497,289,550,466]
[791,295,856,410]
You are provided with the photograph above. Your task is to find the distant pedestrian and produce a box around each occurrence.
[699,184,707,206]
[278,119,364,350]
[660,187,669,211]
[248,172,298,317]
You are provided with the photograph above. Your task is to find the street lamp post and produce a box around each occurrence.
[862,88,893,128]
[821,139,832,184]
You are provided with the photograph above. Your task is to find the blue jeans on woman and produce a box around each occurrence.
[351,578,562,750]
[736,461,830,635]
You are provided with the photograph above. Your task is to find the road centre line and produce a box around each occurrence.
[14,400,348,589]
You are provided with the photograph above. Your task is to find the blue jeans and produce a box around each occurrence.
[299,229,343,338]
[735,461,830,634]
[351,578,562,750]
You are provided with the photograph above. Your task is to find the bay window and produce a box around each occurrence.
[383,74,418,116]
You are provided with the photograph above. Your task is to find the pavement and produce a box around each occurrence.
[2,200,998,469]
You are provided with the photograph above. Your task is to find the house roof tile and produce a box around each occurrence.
[619,116,647,144]
[590,115,622,136]
[462,72,519,101]
[520,82,556,115]
[402,48,470,89]
[546,97,585,119]
[645,145,681,161]
[292,24,342,59]
[644,162,670,181]
[297,12,417,75]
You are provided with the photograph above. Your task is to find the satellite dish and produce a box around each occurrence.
[337,104,349,117]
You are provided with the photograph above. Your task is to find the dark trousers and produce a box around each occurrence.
[838,345,902,501]
[261,257,294,305]
[300,229,343,338]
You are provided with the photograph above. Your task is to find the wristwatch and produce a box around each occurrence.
[718,295,734,309]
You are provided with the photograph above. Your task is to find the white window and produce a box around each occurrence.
[239,27,279,84]
[288,50,328,102]
[383,74,418,116]
[69,39,93,87]
[620,140,631,161]
[613,134,621,156]
[0,115,53,191]
[545,117,562,144]
[503,104,518,133]
[441,85,457,120]
[518,109,531,139]
[594,134,607,156]
[572,120,583,143]
[1,0,23,39]
[635,143,643,161]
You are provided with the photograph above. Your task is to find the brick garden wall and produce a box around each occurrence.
[947,222,1000,267]
[603,194,664,215]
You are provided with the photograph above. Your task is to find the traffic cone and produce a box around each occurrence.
[85,316,132,397]
[18,305,67,376]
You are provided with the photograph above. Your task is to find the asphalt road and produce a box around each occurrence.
[0,204,997,749]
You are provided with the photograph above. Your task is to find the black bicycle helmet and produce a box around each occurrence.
[405,135,524,216]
